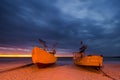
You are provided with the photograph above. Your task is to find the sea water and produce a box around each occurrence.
[57,57,120,66]
[57,57,73,65]
[103,57,120,63]
[0,57,120,64]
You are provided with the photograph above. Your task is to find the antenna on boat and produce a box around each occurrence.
[38,38,47,51]
[79,40,87,53]
[51,42,57,55]
[52,42,57,50]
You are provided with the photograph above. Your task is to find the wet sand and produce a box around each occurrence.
[0,59,120,80]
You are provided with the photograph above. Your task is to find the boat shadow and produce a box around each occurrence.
[75,65,102,74]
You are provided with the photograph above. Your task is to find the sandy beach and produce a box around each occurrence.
[0,58,120,80]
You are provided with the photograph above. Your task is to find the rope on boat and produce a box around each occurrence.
[0,63,33,73]
[100,68,117,80]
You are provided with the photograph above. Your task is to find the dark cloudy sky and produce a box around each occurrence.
[0,0,120,56]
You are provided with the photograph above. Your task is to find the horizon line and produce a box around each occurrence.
[0,54,120,58]
[0,54,73,58]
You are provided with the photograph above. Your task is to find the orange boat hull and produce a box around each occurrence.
[32,46,57,68]
[74,55,103,67]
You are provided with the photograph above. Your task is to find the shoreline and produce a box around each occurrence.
[0,59,120,80]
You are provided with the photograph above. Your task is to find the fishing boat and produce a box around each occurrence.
[32,46,57,68]
[73,52,103,70]
[73,40,103,70]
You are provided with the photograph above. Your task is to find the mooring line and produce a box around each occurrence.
[100,69,117,80]
[0,63,34,73]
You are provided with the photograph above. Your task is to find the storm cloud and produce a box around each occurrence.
[0,0,120,56]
